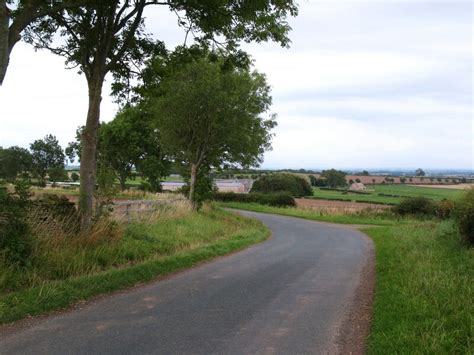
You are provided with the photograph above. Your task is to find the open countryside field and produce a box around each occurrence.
[311,184,464,205]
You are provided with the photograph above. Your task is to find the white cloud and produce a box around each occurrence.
[0,0,472,170]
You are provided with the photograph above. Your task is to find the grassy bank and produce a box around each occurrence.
[224,203,473,353]
[0,207,269,324]
[366,221,473,353]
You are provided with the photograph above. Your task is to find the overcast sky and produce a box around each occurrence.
[0,0,472,170]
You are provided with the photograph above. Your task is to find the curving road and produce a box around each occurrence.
[0,210,373,354]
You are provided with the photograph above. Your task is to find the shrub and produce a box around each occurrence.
[31,194,80,233]
[250,173,312,197]
[214,192,295,207]
[453,188,474,244]
[0,180,31,265]
[393,197,435,216]
[434,199,455,219]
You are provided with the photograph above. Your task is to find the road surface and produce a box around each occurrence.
[0,210,373,354]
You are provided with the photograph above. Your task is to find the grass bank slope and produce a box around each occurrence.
[0,207,269,324]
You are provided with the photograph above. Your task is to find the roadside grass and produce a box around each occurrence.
[0,207,269,324]
[311,184,463,205]
[224,203,473,353]
[365,221,473,354]
[219,202,397,225]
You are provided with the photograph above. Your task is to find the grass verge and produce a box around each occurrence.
[224,203,473,353]
[0,208,269,325]
[365,221,473,354]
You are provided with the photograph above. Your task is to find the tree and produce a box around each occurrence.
[99,106,170,191]
[321,169,347,188]
[251,174,312,197]
[23,0,298,227]
[29,134,65,185]
[0,0,95,85]
[67,106,171,192]
[0,146,32,181]
[150,50,276,207]
[415,168,426,176]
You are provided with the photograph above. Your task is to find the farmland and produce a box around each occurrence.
[310,184,464,205]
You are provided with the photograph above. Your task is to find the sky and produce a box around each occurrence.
[0,0,472,170]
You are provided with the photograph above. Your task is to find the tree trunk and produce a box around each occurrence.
[0,0,9,85]
[119,173,127,191]
[79,74,104,228]
[189,163,198,209]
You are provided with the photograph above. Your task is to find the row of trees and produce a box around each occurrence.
[0,134,66,185]
[2,0,299,228]
[64,45,276,208]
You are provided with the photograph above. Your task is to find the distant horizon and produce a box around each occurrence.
[64,164,473,174]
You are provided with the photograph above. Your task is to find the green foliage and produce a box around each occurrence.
[0,180,31,265]
[148,46,276,208]
[214,192,296,207]
[0,146,32,181]
[70,172,79,182]
[99,106,171,191]
[453,188,474,244]
[251,173,312,197]
[393,197,435,216]
[29,134,65,185]
[320,169,347,188]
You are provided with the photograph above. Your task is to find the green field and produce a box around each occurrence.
[311,184,464,205]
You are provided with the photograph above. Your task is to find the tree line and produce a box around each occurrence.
[2,0,299,227]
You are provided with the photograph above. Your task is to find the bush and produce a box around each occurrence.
[434,199,455,219]
[0,180,31,265]
[214,192,295,207]
[393,197,435,216]
[251,174,312,197]
[31,194,80,233]
[453,188,474,244]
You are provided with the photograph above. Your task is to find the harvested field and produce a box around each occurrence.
[296,198,390,212]
[414,184,473,190]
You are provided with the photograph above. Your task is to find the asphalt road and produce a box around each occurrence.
[1,210,371,355]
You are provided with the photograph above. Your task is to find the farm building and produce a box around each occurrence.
[349,182,367,191]
[161,180,247,193]
[161,182,185,191]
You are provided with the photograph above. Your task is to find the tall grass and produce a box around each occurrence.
[0,203,268,323]
[366,221,473,353]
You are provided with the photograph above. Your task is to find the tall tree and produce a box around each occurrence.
[0,145,32,181]
[0,0,93,85]
[321,169,347,188]
[29,134,65,186]
[149,49,276,207]
[23,0,297,226]
[99,106,170,191]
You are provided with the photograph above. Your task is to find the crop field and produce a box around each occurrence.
[311,184,464,205]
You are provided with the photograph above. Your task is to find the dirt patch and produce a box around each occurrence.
[296,198,390,211]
